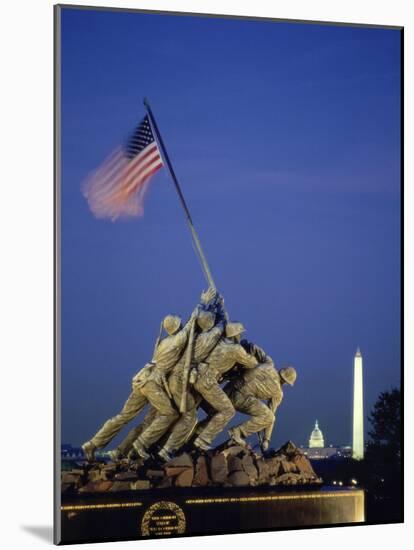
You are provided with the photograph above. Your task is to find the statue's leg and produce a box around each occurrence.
[160,375,197,452]
[194,381,235,446]
[233,395,274,437]
[117,406,157,456]
[135,381,179,449]
[168,371,185,409]
[162,409,196,452]
[163,394,199,451]
[90,390,147,449]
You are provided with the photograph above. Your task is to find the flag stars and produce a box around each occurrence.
[125,116,157,158]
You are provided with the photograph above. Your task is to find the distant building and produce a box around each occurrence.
[338,446,352,458]
[309,420,325,448]
[303,446,338,459]
[301,421,350,460]
[61,444,109,461]
[61,444,83,460]
[301,346,365,461]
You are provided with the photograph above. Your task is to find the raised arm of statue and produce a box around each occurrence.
[200,286,217,306]
[216,294,229,322]
[175,306,199,345]
[234,345,258,369]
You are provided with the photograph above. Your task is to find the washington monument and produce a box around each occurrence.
[352,347,364,460]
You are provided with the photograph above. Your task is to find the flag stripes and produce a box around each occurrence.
[83,116,163,220]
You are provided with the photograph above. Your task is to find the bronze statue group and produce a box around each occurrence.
[82,288,297,463]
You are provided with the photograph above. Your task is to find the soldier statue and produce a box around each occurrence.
[81,290,207,461]
[82,288,296,463]
[191,322,258,451]
[112,289,227,461]
[157,297,227,461]
[225,341,297,451]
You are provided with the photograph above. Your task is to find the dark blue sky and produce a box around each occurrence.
[60,7,401,449]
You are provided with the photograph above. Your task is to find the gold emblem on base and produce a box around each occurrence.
[141,501,186,537]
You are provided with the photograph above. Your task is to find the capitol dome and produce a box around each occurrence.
[309,420,325,448]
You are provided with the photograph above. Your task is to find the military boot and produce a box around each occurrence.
[133,440,150,460]
[127,448,138,460]
[193,436,211,452]
[108,448,122,462]
[82,441,96,462]
[158,447,173,462]
[228,426,247,447]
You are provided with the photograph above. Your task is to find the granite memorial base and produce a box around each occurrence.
[58,486,365,544]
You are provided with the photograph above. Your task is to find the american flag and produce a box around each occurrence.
[83,115,163,220]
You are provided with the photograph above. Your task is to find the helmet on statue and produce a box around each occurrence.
[279,367,297,386]
[225,322,246,339]
[163,315,182,335]
[197,310,215,331]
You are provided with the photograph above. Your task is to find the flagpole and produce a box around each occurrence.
[143,97,216,290]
